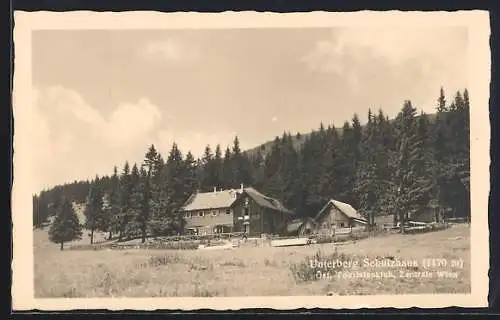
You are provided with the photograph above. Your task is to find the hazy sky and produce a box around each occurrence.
[32,27,468,192]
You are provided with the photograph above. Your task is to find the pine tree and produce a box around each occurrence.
[391,101,432,231]
[83,175,104,244]
[251,150,266,190]
[231,136,243,187]
[221,147,233,188]
[437,86,447,113]
[184,151,199,198]
[337,120,360,207]
[123,163,141,238]
[117,162,133,241]
[129,166,151,243]
[212,144,223,189]
[104,166,121,240]
[200,145,214,191]
[48,196,83,250]
[33,193,50,228]
[300,131,326,215]
[355,110,380,228]
[279,133,301,211]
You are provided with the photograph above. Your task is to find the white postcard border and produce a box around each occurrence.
[12,10,491,310]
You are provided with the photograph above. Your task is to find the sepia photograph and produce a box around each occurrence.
[12,10,490,310]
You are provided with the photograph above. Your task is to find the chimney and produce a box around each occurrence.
[213,186,217,193]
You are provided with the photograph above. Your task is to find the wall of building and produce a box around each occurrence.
[318,205,351,228]
[232,195,262,236]
[184,208,234,234]
[316,205,366,235]
[231,194,290,237]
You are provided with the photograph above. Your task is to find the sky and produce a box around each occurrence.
[31,27,468,193]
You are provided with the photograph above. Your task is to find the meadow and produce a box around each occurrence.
[34,224,470,297]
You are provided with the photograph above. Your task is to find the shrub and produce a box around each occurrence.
[315,235,334,244]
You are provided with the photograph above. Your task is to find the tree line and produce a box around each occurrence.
[37,86,471,247]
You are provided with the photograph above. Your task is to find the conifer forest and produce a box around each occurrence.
[34,87,470,244]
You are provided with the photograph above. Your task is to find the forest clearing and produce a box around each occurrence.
[34,223,470,298]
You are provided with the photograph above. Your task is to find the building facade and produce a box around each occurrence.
[180,188,240,235]
[231,187,295,237]
[314,199,367,235]
[179,186,295,237]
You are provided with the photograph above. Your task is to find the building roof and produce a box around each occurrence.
[243,187,295,215]
[180,189,239,212]
[180,186,295,215]
[315,199,367,222]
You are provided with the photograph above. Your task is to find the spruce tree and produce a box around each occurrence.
[33,193,50,228]
[129,166,151,243]
[355,110,380,228]
[183,152,200,204]
[123,163,141,238]
[48,196,83,250]
[200,145,214,191]
[221,147,233,189]
[391,101,432,230]
[144,144,159,176]
[212,144,223,189]
[437,86,448,113]
[83,175,104,244]
[117,162,133,241]
[104,166,121,240]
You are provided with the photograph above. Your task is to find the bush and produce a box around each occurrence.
[315,235,334,244]
[403,223,449,234]
[68,240,199,251]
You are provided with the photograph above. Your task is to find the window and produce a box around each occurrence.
[185,212,191,218]
[340,222,345,228]
[226,208,231,215]
[244,208,249,216]
[199,211,204,217]
[212,210,218,217]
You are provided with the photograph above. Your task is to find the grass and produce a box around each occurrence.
[34,224,470,297]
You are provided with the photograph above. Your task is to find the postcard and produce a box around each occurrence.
[12,10,490,310]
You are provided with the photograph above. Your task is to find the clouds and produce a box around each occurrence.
[304,27,467,72]
[32,85,163,192]
[302,27,468,111]
[29,28,470,193]
[31,85,241,192]
[139,39,201,64]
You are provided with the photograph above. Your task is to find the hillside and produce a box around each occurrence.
[244,112,438,158]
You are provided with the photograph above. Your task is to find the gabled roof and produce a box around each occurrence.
[180,189,239,212]
[315,199,366,222]
[242,187,295,215]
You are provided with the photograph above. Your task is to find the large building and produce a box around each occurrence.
[180,187,239,235]
[179,185,295,237]
[231,187,295,237]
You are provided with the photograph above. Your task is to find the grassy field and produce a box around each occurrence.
[34,224,470,297]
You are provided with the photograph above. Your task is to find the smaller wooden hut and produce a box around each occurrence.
[283,217,317,237]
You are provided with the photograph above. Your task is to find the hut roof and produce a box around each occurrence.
[315,199,367,223]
